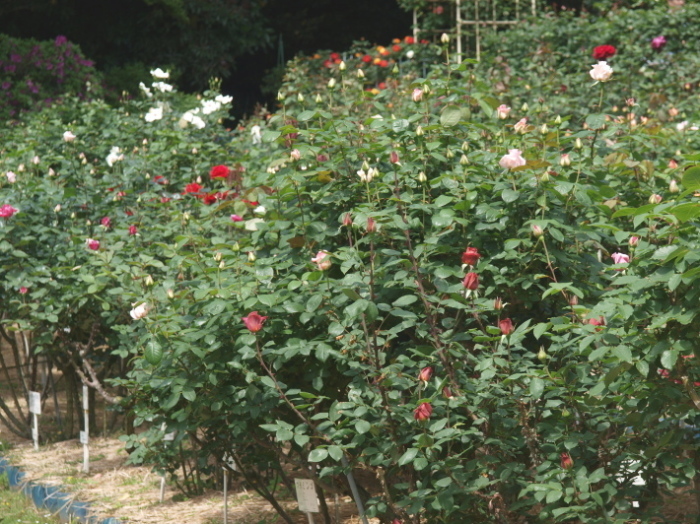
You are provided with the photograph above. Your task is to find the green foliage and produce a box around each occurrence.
[1,7,700,523]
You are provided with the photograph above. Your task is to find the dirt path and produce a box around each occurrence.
[3,436,375,524]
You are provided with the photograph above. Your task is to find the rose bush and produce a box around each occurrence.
[1,11,700,524]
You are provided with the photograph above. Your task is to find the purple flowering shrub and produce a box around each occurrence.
[0,34,102,121]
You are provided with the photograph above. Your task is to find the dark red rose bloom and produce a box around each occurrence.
[461,247,481,266]
[242,311,268,333]
[210,165,231,179]
[592,45,616,60]
[413,402,432,421]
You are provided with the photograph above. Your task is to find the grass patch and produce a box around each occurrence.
[0,473,61,523]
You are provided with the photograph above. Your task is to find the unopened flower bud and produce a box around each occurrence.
[357,68,365,79]
[460,154,469,165]
[540,123,548,135]
[494,297,503,310]
[669,179,679,193]
[575,138,583,150]
[183,212,190,222]
[446,149,454,159]
[339,61,346,71]
[531,224,544,237]
[219,260,225,269]
[144,275,154,286]
[554,115,562,124]
[54,204,61,213]
[248,251,256,262]
[297,93,304,102]
[559,153,571,167]
[629,236,639,247]
[540,171,550,183]
[537,347,548,362]
[362,160,370,171]
[440,33,450,44]
[668,159,678,169]
[290,149,301,161]
[521,102,529,112]
[214,252,222,262]
[342,212,353,227]
[366,216,376,233]
[167,289,175,299]
[418,171,427,183]
[277,90,284,101]
[390,151,400,164]
[327,78,336,89]
[416,125,424,136]
[315,93,322,103]
[649,193,662,204]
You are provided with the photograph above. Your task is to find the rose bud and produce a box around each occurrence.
[418,366,433,382]
[499,318,514,336]
[463,272,479,290]
[560,452,574,470]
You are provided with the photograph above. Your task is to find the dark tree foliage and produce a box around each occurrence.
[0,0,271,92]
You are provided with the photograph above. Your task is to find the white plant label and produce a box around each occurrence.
[295,478,319,513]
[83,385,89,410]
[29,391,41,415]
[164,431,176,441]
[223,452,238,472]
[80,430,88,445]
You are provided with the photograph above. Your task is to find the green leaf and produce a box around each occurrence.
[670,203,700,222]
[393,295,418,307]
[612,345,633,363]
[440,105,462,127]
[681,166,700,191]
[661,349,678,370]
[328,445,344,462]
[144,339,163,365]
[308,448,328,462]
[533,323,550,340]
[501,189,520,203]
[398,447,419,466]
[530,377,545,399]
[355,420,371,434]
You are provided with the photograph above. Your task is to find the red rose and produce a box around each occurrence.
[418,366,433,382]
[560,452,574,470]
[404,36,415,45]
[361,54,372,63]
[210,165,231,179]
[499,318,514,336]
[413,402,432,421]
[592,45,616,60]
[463,272,479,290]
[242,311,268,333]
[378,60,389,68]
[461,247,481,266]
[184,183,203,194]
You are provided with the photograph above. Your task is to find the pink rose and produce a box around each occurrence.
[0,204,18,218]
[311,250,332,271]
[499,149,526,170]
[242,311,268,333]
[611,252,630,265]
[86,238,100,250]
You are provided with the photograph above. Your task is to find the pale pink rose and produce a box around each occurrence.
[513,117,528,134]
[611,252,630,265]
[6,171,16,183]
[63,131,76,142]
[499,149,526,170]
[311,250,332,271]
[496,104,511,119]
[412,88,423,102]
[590,61,613,82]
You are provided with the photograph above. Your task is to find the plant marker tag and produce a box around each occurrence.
[29,391,40,451]
[164,431,176,441]
[295,478,319,513]
[82,386,90,473]
[223,452,238,472]
[29,391,41,415]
